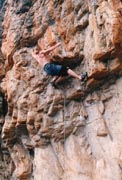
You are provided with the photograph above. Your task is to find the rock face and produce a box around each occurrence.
[1,0,122,179]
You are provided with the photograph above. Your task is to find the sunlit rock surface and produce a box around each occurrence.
[0,0,122,179]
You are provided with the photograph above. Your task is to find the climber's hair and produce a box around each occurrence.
[33,46,40,54]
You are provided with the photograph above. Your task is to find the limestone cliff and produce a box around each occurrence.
[1,0,122,180]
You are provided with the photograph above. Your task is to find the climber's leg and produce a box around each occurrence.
[49,64,88,87]
[54,76,66,83]
[50,76,67,87]
[67,69,88,81]
[67,69,81,80]
[51,76,59,82]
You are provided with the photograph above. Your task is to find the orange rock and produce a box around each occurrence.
[1,1,122,180]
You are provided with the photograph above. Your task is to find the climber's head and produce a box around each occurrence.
[33,46,40,54]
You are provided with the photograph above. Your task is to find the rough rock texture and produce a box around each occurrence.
[1,0,122,179]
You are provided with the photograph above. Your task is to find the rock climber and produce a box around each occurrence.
[31,42,88,87]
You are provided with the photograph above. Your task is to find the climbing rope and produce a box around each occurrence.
[62,87,66,147]
[61,86,67,170]
[49,86,67,173]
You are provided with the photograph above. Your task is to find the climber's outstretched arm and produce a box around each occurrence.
[40,42,61,54]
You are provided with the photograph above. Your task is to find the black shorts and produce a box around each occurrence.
[44,63,69,76]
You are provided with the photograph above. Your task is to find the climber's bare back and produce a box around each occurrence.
[32,42,61,68]
[34,53,51,68]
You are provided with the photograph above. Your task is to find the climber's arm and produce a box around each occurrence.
[40,42,61,54]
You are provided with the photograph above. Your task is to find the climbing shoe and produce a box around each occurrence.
[81,72,88,82]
